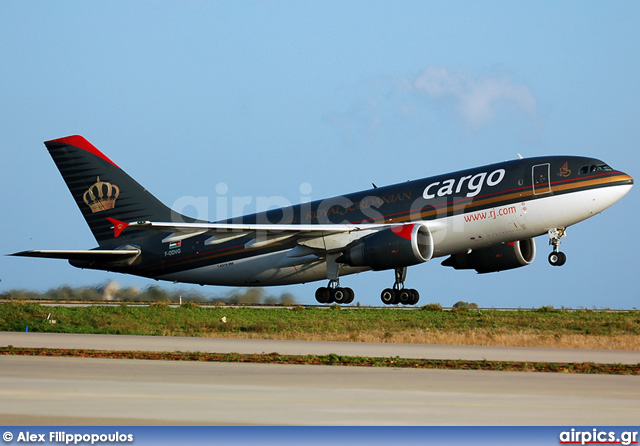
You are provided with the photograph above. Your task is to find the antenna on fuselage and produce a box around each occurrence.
[517,153,524,160]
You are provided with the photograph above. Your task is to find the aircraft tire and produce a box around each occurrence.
[548,252,566,266]
[408,289,420,305]
[399,289,412,305]
[315,287,330,304]
[332,287,349,304]
[344,287,355,304]
[381,288,396,305]
[557,252,567,266]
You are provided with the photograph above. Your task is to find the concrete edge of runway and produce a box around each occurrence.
[1,332,638,365]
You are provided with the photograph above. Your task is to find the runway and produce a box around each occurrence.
[1,355,639,425]
[2,332,639,364]
[1,332,639,425]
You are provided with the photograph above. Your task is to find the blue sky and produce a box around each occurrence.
[1,1,638,308]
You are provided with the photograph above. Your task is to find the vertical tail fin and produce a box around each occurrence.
[44,135,191,245]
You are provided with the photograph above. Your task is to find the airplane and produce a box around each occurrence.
[12,135,633,305]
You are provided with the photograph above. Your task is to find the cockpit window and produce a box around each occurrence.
[579,164,613,175]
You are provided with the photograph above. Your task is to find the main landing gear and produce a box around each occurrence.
[315,253,356,304]
[314,254,419,306]
[548,227,567,266]
[315,280,354,305]
[380,267,420,306]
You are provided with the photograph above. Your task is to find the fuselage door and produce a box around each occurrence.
[532,163,551,195]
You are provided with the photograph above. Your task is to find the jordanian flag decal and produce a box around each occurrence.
[169,241,181,249]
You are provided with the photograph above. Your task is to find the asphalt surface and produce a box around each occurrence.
[1,355,639,425]
[1,332,639,425]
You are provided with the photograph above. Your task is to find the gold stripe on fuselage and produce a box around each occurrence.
[141,173,632,274]
[391,173,631,224]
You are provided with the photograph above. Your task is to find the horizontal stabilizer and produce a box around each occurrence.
[10,249,140,262]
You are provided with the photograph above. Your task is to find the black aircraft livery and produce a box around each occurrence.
[12,135,633,305]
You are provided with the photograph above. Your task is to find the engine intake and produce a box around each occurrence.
[441,238,536,274]
[341,223,434,270]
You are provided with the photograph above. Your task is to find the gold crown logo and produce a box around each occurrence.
[83,176,120,213]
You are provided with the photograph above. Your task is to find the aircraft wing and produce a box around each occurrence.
[11,249,141,262]
[129,221,383,232]
[111,218,446,250]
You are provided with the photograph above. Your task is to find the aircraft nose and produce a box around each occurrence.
[611,171,634,202]
[586,171,633,215]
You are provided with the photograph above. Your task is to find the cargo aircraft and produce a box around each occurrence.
[12,135,633,305]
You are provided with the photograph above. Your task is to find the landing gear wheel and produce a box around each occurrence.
[318,282,355,305]
[315,287,330,304]
[332,287,349,304]
[548,251,566,266]
[548,228,567,267]
[560,252,567,265]
[325,288,336,304]
[557,252,566,266]
[381,267,421,306]
[398,289,420,306]
[399,289,412,305]
[381,288,396,305]
[408,289,420,305]
[344,287,355,304]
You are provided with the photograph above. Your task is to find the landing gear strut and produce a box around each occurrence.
[380,267,420,306]
[315,253,354,305]
[548,227,567,266]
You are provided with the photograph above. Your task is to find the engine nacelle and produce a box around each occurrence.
[341,223,434,270]
[441,239,536,274]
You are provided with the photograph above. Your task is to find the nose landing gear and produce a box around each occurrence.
[548,227,567,266]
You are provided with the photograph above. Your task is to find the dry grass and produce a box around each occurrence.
[3,302,639,350]
[199,329,640,350]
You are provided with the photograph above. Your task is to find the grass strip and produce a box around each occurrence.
[2,303,640,348]
[1,346,638,375]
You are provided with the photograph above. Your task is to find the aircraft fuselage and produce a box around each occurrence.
[85,155,631,287]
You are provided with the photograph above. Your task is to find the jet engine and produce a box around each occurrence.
[340,223,434,270]
[441,239,536,274]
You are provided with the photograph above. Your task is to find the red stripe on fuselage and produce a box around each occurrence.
[137,171,632,275]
